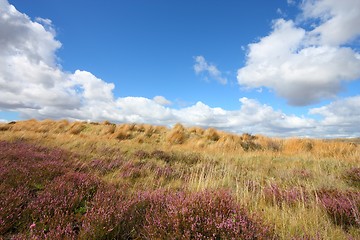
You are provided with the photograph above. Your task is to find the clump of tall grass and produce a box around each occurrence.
[204,127,220,141]
[188,126,205,135]
[254,136,282,152]
[114,124,135,140]
[282,138,314,154]
[69,122,87,135]
[214,134,243,151]
[166,123,188,144]
[0,124,11,131]
[100,122,116,135]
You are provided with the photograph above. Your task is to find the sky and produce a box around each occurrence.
[0,0,360,138]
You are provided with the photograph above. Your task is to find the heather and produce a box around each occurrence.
[0,140,274,239]
[0,120,360,239]
[317,189,360,229]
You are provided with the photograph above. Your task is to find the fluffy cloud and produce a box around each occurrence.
[70,70,115,103]
[0,0,79,111]
[237,0,360,106]
[309,95,360,137]
[194,56,227,85]
[115,97,174,124]
[153,96,172,106]
[301,0,360,46]
[1,0,359,138]
[171,97,316,136]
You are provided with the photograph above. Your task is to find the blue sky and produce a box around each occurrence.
[1,0,360,137]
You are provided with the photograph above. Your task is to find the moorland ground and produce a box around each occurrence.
[0,119,359,239]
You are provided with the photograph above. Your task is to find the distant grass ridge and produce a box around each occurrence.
[0,119,358,158]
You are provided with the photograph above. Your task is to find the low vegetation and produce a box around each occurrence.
[0,119,359,239]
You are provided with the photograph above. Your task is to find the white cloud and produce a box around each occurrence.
[301,0,360,46]
[170,97,317,136]
[116,97,174,124]
[0,0,79,111]
[1,0,360,138]
[309,96,360,136]
[237,0,360,106]
[70,70,115,102]
[287,0,296,6]
[194,56,227,85]
[153,96,172,106]
[276,8,284,16]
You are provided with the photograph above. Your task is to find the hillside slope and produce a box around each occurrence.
[0,120,359,239]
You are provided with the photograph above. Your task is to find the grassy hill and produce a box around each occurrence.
[0,120,359,239]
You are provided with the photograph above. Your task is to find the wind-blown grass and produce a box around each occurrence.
[0,119,359,239]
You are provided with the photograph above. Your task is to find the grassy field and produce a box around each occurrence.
[0,119,359,239]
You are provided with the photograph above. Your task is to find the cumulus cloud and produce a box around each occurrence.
[301,0,360,46]
[0,0,79,111]
[171,97,317,136]
[309,96,360,137]
[153,96,172,106]
[1,0,360,138]
[237,0,360,106]
[194,56,227,85]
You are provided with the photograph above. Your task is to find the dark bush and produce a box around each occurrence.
[241,141,262,151]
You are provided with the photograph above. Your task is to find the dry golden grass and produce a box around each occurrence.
[166,123,188,144]
[0,119,359,239]
[1,119,359,160]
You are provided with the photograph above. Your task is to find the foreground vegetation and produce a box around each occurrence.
[0,119,359,239]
